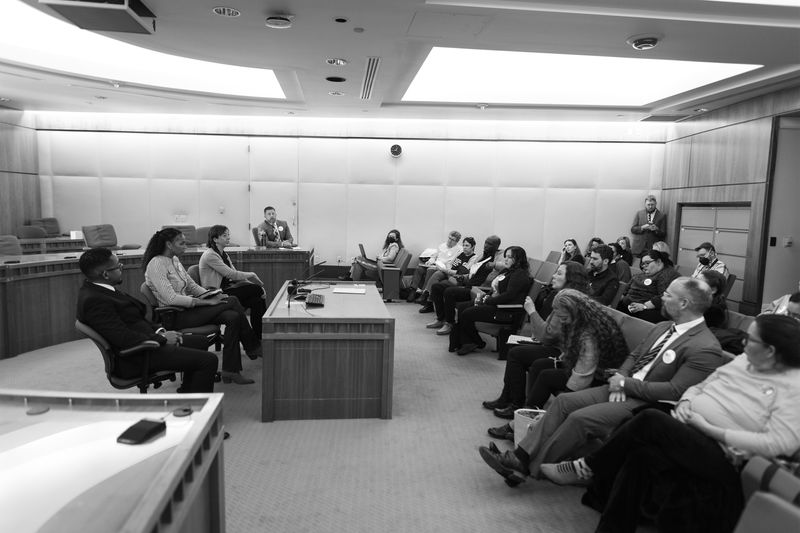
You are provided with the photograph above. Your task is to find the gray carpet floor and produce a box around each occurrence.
[0,301,600,533]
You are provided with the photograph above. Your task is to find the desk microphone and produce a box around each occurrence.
[290,261,328,288]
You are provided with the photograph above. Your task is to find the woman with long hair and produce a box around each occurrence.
[615,236,633,265]
[559,239,584,266]
[449,246,533,356]
[488,289,628,437]
[542,315,800,533]
[199,225,267,340]
[340,229,404,281]
[143,228,261,384]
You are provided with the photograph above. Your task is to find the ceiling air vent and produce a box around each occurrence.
[360,57,380,100]
[640,114,691,122]
[39,0,156,34]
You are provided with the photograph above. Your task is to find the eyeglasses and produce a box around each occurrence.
[741,333,770,347]
[640,260,653,268]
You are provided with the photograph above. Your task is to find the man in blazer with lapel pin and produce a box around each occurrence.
[256,205,294,248]
[479,276,724,485]
[630,195,667,257]
[76,247,218,393]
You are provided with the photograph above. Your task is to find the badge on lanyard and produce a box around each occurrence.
[662,349,676,364]
[644,278,653,286]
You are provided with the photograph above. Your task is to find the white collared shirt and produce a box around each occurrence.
[632,316,705,381]
[92,281,115,292]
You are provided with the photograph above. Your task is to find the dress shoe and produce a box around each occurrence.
[482,398,510,410]
[456,341,484,356]
[488,441,501,454]
[478,445,529,487]
[488,423,515,441]
[436,323,452,335]
[418,302,434,313]
[221,371,255,385]
[493,404,519,420]
[416,291,429,304]
[406,290,420,303]
[245,344,263,360]
[426,320,444,329]
[540,459,593,486]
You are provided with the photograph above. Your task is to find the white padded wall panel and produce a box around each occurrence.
[298,138,348,183]
[48,131,101,177]
[148,134,202,179]
[37,131,53,176]
[542,188,597,256]
[298,183,347,265]
[347,139,396,185]
[494,188,547,259]
[51,176,101,232]
[249,137,299,182]
[444,141,496,186]
[442,187,494,247]
[594,189,649,245]
[648,144,665,190]
[196,135,249,181]
[198,180,250,245]
[494,142,546,188]
[541,143,601,188]
[100,177,149,245]
[396,185,446,264]
[346,185,397,257]
[249,181,298,244]
[97,132,150,179]
[395,140,446,186]
[39,174,54,217]
[595,143,660,190]
[149,178,200,228]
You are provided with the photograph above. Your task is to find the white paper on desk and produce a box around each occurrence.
[507,334,538,345]
[333,287,366,294]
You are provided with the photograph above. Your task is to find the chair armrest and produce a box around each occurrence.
[119,340,161,356]
[496,304,524,309]
[155,305,185,313]
[380,265,402,272]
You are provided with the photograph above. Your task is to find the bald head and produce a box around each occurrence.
[662,276,713,322]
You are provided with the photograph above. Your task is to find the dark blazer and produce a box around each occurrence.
[76,281,166,352]
[618,320,724,402]
[257,219,294,247]
[630,208,667,255]
[485,268,533,306]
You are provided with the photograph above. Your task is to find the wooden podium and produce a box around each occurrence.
[261,281,395,422]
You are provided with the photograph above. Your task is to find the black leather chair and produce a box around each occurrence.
[16,225,47,239]
[139,283,222,351]
[82,224,140,250]
[75,319,176,393]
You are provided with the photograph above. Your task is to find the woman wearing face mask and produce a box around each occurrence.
[541,315,800,533]
[340,229,404,281]
[559,239,584,266]
[618,249,679,323]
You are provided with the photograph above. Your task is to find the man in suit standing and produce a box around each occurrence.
[478,276,724,485]
[256,206,294,248]
[76,247,218,393]
[630,195,667,257]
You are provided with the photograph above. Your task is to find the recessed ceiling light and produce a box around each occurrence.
[0,97,10,102]
[403,47,761,107]
[325,58,349,66]
[353,27,364,33]
[212,6,241,17]
[265,15,294,29]
[326,76,346,83]
[110,81,121,88]
[627,34,662,51]
[476,103,488,110]
[328,91,345,96]
[694,107,709,113]
[333,17,349,23]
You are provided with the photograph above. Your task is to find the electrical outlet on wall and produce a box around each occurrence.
[337,256,342,265]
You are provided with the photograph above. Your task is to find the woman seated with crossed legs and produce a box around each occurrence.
[340,229,403,282]
[143,228,261,385]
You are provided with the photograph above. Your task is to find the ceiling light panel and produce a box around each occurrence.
[1,2,284,99]
[702,0,800,5]
[402,47,762,107]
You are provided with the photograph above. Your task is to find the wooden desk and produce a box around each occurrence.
[0,389,225,533]
[0,247,312,358]
[19,237,87,254]
[261,281,394,422]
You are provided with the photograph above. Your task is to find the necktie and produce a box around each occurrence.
[631,324,676,374]
[272,224,279,240]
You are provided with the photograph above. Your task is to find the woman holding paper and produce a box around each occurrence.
[418,237,477,312]
[143,227,261,384]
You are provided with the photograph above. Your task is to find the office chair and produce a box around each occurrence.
[251,227,263,246]
[16,225,48,239]
[75,319,176,394]
[30,217,62,237]
[82,224,140,250]
[139,283,222,351]
[194,226,211,246]
[0,235,23,255]
[162,225,198,245]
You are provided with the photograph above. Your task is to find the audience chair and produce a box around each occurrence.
[195,226,211,246]
[733,492,800,533]
[534,261,559,285]
[82,224,140,250]
[379,248,412,302]
[727,309,755,332]
[30,217,62,237]
[16,225,47,239]
[529,258,544,278]
[75,319,176,394]
[545,250,562,263]
[187,264,202,285]
[608,281,629,309]
[162,225,198,245]
[475,277,537,353]
[603,306,656,352]
[139,283,221,351]
[723,273,737,298]
[0,235,22,255]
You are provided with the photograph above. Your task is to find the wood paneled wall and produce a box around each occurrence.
[0,109,39,235]
[662,86,800,313]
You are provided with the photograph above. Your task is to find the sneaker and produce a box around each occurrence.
[478,446,529,487]
[436,323,452,335]
[540,459,593,486]
[426,320,444,329]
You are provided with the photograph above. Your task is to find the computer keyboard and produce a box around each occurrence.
[305,293,325,307]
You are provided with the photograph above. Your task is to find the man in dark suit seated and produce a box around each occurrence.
[256,205,294,248]
[76,247,218,393]
[479,276,724,486]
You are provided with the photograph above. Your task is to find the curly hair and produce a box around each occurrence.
[561,261,590,294]
[142,227,182,270]
[553,289,629,372]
